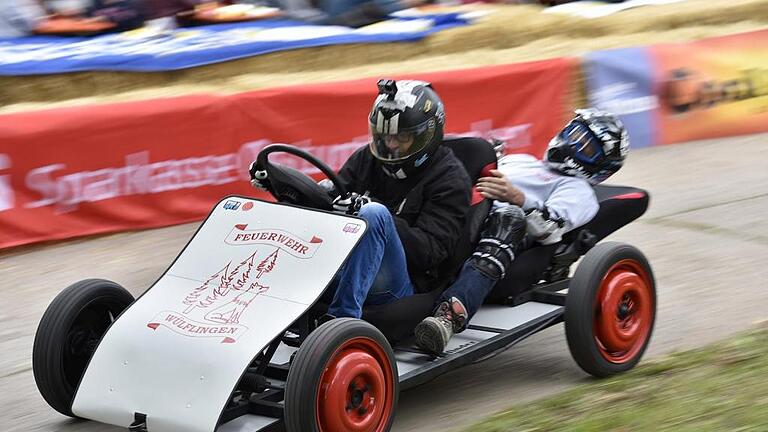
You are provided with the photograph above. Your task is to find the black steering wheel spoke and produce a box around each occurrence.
[253,144,347,210]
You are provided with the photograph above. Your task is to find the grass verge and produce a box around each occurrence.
[465,326,768,432]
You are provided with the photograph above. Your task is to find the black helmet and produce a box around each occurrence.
[544,108,629,185]
[368,79,445,179]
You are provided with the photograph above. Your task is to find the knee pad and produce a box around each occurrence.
[469,206,526,280]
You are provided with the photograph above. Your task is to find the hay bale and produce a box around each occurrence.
[1,0,767,111]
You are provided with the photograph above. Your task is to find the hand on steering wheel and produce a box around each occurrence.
[249,161,269,191]
[332,192,371,215]
[249,144,348,210]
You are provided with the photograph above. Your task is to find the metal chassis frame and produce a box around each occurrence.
[216,278,571,429]
[399,279,569,390]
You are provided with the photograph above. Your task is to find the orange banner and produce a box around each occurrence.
[0,58,576,250]
[653,29,768,144]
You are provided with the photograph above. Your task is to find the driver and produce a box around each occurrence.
[414,108,630,355]
[254,79,472,320]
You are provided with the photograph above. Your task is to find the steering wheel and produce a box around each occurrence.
[251,144,347,210]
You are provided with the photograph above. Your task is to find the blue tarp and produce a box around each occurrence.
[0,15,468,76]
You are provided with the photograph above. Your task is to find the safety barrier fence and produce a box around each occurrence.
[585,29,768,149]
[0,58,575,249]
[1,28,766,250]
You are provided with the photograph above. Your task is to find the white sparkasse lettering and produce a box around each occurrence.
[25,164,65,209]
[25,151,242,213]
[464,120,533,150]
[20,120,529,212]
[0,154,14,212]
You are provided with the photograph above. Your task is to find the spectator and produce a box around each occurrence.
[265,0,330,25]
[267,0,425,27]
[88,0,146,31]
[141,0,208,19]
[0,0,47,37]
[45,0,90,14]
[319,0,427,26]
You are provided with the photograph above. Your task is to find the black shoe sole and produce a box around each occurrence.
[414,320,445,356]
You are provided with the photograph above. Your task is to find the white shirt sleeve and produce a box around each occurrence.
[0,1,45,37]
[544,178,599,233]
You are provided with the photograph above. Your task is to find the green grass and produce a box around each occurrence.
[465,327,768,432]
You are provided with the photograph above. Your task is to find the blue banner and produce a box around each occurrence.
[584,47,658,149]
[0,17,467,75]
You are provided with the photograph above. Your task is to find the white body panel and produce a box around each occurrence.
[72,198,366,432]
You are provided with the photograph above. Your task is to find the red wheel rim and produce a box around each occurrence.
[593,259,653,364]
[316,337,395,432]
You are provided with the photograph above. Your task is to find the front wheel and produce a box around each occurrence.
[32,279,134,417]
[284,318,399,432]
[565,242,656,378]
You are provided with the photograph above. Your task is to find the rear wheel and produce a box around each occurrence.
[284,318,399,432]
[565,242,656,377]
[32,279,134,417]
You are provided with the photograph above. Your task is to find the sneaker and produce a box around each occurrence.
[414,297,468,356]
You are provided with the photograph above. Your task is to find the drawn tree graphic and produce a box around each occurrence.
[183,264,229,314]
[256,249,279,279]
[206,282,270,324]
[215,251,258,298]
[181,249,273,318]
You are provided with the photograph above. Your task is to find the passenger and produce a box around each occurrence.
[141,0,209,20]
[0,0,47,37]
[88,0,146,31]
[414,108,630,355]
[251,79,472,320]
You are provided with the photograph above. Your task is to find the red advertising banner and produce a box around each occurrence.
[0,58,576,250]
[653,29,768,144]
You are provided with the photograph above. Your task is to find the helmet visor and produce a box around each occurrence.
[369,120,432,162]
[562,121,604,164]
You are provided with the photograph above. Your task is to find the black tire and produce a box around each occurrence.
[284,318,399,432]
[565,242,656,378]
[32,279,134,417]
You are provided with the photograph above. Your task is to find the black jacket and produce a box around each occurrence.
[338,145,471,293]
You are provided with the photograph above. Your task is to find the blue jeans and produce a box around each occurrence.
[440,261,497,322]
[328,203,414,318]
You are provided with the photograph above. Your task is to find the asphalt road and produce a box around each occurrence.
[1,133,767,432]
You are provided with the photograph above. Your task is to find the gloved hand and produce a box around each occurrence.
[317,179,337,198]
[526,208,566,245]
[332,192,371,215]
[249,161,269,191]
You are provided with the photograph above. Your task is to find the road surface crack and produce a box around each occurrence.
[640,218,768,247]
[651,192,768,219]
